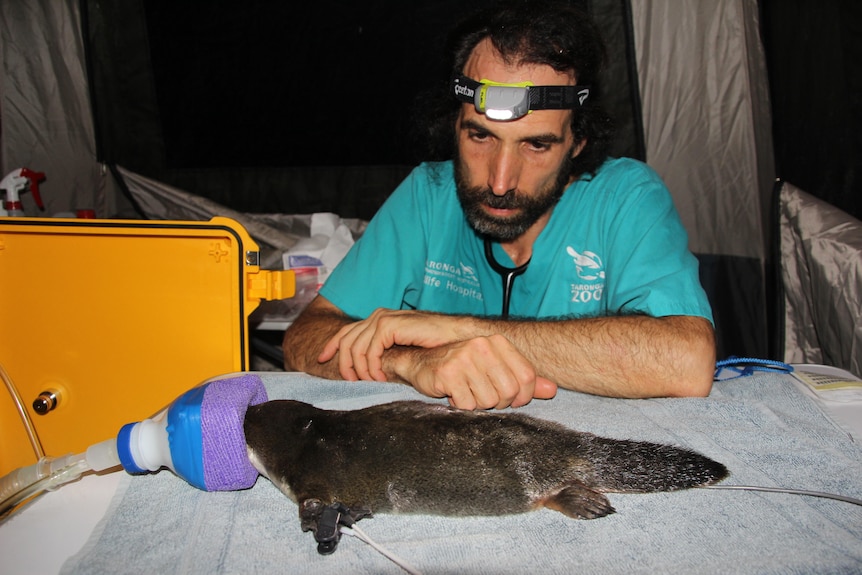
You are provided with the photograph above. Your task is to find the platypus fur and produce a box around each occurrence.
[244,399,728,537]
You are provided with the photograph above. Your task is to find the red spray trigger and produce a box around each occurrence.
[19,169,46,210]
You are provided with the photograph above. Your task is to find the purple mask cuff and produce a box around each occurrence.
[200,374,268,491]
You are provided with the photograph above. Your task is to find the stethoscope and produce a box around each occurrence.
[483,238,530,318]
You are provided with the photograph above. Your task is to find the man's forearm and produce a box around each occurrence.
[282,302,352,378]
[285,296,716,400]
[332,310,716,398]
[466,314,716,398]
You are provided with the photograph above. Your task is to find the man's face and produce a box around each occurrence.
[454,39,584,243]
[455,147,572,241]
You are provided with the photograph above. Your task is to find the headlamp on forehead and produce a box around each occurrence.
[452,75,590,121]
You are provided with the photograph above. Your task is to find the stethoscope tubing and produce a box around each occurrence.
[483,239,530,318]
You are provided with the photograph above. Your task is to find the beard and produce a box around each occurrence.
[454,151,574,242]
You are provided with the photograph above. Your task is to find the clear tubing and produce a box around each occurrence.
[0,439,120,522]
[86,438,121,472]
[0,455,86,520]
[0,359,122,522]
[0,361,44,460]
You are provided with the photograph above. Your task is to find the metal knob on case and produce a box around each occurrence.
[33,390,58,415]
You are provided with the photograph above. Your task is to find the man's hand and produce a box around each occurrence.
[318,308,466,381]
[392,336,558,410]
[316,307,558,409]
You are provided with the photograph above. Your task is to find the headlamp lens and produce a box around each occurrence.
[478,85,531,120]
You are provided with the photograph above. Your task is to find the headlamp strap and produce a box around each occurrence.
[530,83,591,109]
[452,75,591,111]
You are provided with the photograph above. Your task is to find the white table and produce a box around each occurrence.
[2,368,860,575]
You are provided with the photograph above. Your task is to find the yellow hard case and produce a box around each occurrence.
[0,216,294,476]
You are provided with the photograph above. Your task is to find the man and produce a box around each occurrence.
[283,0,716,410]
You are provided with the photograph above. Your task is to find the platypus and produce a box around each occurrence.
[244,400,727,552]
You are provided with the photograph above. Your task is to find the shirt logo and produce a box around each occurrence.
[567,247,605,304]
[458,262,479,283]
[566,247,605,280]
[424,259,483,302]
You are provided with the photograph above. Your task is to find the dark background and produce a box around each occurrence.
[760,0,861,220]
[81,0,862,360]
[83,0,643,219]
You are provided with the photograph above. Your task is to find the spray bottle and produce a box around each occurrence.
[0,168,46,217]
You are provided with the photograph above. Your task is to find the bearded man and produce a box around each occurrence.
[282,0,716,409]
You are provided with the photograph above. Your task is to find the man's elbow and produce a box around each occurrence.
[672,370,714,397]
[281,325,305,371]
[280,294,343,373]
[668,318,716,398]
[281,316,323,373]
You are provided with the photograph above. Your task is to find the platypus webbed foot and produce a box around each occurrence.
[541,482,616,519]
[299,499,373,555]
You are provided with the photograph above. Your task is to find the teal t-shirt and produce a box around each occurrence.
[320,158,713,323]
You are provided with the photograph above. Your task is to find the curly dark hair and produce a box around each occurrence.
[411,0,615,179]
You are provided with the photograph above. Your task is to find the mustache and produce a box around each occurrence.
[462,187,526,210]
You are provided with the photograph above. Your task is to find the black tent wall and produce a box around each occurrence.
[80,0,768,360]
[83,0,644,221]
[1,1,783,361]
[761,0,862,221]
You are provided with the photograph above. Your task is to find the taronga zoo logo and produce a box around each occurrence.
[566,247,605,280]
[566,247,605,304]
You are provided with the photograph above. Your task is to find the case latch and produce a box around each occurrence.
[247,269,296,301]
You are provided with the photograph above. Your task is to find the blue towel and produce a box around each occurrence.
[62,372,862,574]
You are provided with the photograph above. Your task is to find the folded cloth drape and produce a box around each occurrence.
[62,372,862,575]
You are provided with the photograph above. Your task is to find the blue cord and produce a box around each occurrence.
[714,356,794,380]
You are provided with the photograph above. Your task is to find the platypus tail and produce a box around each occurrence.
[586,436,729,493]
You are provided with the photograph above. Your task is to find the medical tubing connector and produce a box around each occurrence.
[0,438,120,520]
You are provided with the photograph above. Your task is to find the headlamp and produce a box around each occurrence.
[453,75,590,121]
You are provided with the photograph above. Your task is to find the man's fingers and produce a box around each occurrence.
[447,388,478,411]
[407,336,551,410]
[318,323,353,363]
[317,337,339,363]
[317,319,378,380]
[533,376,558,400]
[364,329,389,381]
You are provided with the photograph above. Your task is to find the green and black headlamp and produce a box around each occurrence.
[452,75,590,121]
